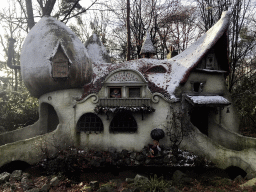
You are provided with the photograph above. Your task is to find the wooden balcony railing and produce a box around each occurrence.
[98,98,151,107]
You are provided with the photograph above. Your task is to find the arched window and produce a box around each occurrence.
[110,112,137,133]
[77,113,103,133]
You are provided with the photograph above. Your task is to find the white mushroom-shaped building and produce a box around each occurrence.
[20,16,92,98]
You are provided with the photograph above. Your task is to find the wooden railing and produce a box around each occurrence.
[98,98,151,107]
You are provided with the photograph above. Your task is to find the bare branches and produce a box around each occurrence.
[196,0,256,92]
[60,0,98,23]
[25,0,35,29]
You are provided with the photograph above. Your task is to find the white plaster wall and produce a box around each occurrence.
[36,88,177,151]
[39,88,84,147]
[75,96,175,151]
[181,72,240,133]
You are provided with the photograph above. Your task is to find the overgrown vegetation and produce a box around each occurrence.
[130,174,171,192]
[0,88,38,132]
[232,77,256,137]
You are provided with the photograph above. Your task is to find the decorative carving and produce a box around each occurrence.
[77,94,99,104]
[109,71,140,82]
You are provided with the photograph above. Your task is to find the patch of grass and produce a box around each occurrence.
[132,174,171,192]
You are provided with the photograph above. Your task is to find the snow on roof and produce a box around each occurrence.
[186,95,231,105]
[83,11,231,101]
[82,59,176,100]
[49,40,73,64]
[20,16,92,97]
[140,32,156,54]
[171,11,231,84]
[85,33,112,63]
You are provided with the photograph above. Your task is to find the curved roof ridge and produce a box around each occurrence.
[168,11,231,83]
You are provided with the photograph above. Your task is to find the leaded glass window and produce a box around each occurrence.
[110,112,137,133]
[77,113,103,133]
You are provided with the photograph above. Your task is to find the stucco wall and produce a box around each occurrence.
[75,94,178,151]
[37,88,178,151]
[180,71,240,133]
[0,121,42,146]
[180,125,256,178]
[0,124,70,168]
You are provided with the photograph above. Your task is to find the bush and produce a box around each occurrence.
[0,88,39,131]
[132,174,171,192]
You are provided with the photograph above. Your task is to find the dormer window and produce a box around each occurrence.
[50,42,71,79]
[196,49,218,70]
[206,53,215,70]
[146,66,167,73]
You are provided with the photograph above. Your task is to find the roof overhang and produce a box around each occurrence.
[185,95,231,107]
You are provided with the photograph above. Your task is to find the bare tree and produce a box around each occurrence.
[195,0,256,92]
[126,0,131,61]
[25,0,35,30]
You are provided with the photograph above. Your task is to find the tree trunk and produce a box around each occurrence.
[25,0,35,29]
[7,38,20,70]
[127,0,131,61]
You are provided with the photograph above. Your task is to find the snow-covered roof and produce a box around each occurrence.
[82,11,231,101]
[85,33,112,63]
[140,32,156,54]
[186,95,231,106]
[20,16,92,98]
[172,11,231,84]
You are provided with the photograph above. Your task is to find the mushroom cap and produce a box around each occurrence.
[20,16,92,98]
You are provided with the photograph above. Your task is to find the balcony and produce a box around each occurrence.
[98,98,151,107]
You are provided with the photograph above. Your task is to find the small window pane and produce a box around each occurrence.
[129,88,140,98]
[110,88,121,98]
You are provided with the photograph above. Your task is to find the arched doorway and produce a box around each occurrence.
[190,107,210,136]
[40,103,59,133]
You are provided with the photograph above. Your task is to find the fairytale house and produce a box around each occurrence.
[1,11,256,178]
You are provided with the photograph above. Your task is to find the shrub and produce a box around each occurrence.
[132,174,171,192]
[0,88,38,131]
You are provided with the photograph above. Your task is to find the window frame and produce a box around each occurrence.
[109,111,138,133]
[128,87,141,98]
[77,113,104,133]
[190,81,205,93]
[109,87,122,98]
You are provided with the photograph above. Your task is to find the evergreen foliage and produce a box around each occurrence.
[0,87,38,132]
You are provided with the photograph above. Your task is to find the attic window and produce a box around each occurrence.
[110,112,137,133]
[206,54,215,69]
[77,113,103,133]
[51,45,70,78]
[146,66,166,73]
